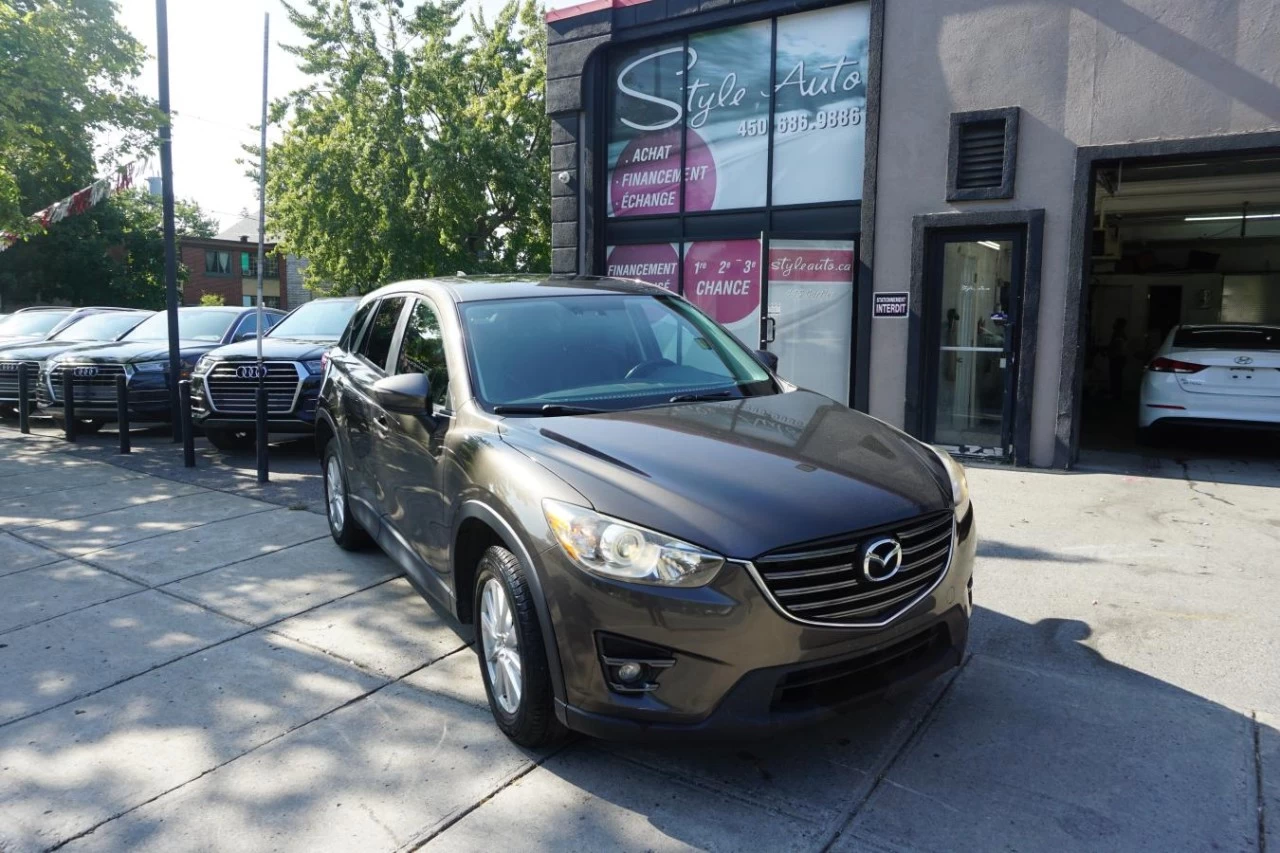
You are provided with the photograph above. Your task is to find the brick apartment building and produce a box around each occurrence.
[180,217,298,309]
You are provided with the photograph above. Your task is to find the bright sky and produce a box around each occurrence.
[112,0,512,230]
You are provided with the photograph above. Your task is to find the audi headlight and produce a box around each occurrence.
[542,499,723,587]
[304,359,325,375]
[132,360,167,373]
[929,446,971,518]
[193,355,215,376]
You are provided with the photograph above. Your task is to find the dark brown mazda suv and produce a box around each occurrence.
[316,276,976,747]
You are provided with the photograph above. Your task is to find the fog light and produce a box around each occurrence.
[616,661,644,683]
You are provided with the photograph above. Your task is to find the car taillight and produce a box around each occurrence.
[1147,356,1206,374]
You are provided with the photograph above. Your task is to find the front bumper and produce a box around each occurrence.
[190,370,321,435]
[540,507,976,739]
[38,370,173,423]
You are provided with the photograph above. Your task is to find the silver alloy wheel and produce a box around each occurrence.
[325,455,345,530]
[480,577,522,715]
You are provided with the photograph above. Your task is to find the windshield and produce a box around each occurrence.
[52,312,151,342]
[460,294,774,412]
[0,310,73,337]
[269,299,358,341]
[125,309,240,342]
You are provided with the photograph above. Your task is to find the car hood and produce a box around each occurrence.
[202,337,333,361]
[0,340,101,361]
[49,340,219,363]
[497,390,951,559]
[0,334,45,347]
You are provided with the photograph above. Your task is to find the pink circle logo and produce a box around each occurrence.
[683,239,761,325]
[611,128,716,217]
[606,244,679,291]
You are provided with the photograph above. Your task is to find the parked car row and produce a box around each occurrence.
[0,299,359,443]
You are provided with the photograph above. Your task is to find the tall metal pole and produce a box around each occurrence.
[156,0,182,442]
[255,12,270,483]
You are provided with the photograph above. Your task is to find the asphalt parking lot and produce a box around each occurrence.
[0,421,1277,852]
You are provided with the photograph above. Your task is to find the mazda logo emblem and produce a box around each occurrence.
[236,365,266,379]
[863,538,904,582]
[1235,356,1254,365]
[72,366,98,378]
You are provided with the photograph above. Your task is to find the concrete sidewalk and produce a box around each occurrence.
[0,429,1276,852]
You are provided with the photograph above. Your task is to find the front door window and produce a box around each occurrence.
[929,237,1020,456]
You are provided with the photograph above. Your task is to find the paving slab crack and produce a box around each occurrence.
[817,654,971,853]
[42,646,467,852]
[400,739,577,852]
[0,572,406,731]
[1178,461,1236,507]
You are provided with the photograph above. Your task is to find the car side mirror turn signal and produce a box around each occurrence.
[372,372,432,417]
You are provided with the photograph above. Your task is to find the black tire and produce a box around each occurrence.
[322,437,369,550]
[1135,425,1160,447]
[77,419,106,435]
[474,545,563,748]
[205,426,256,452]
[0,402,35,419]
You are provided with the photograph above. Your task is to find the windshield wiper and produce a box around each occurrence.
[491,404,606,416]
[668,390,739,403]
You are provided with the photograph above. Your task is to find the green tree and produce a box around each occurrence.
[0,0,159,238]
[264,0,549,293]
[0,189,217,309]
[199,292,225,306]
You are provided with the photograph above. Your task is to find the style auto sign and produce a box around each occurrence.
[609,5,869,216]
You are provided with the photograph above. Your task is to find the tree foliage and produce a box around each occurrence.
[0,190,217,309]
[266,0,549,293]
[0,0,159,237]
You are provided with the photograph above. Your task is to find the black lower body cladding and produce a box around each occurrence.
[537,507,977,739]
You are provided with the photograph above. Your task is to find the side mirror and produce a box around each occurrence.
[372,372,432,415]
[755,349,779,372]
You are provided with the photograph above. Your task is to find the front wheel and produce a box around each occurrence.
[475,545,562,748]
[322,438,369,550]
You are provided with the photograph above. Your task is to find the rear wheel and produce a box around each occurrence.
[475,545,563,748]
[322,437,369,550]
[205,426,255,452]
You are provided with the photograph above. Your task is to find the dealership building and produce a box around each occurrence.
[544,0,1280,467]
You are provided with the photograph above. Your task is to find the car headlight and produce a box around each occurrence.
[193,356,215,376]
[928,446,971,518]
[132,360,167,373]
[542,499,723,587]
[304,359,325,375]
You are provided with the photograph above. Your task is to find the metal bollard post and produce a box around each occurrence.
[116,374,131,454]
[17,363,30,435]
[61,371,76,442]
[179,379,195,468]
[255,384,269,483]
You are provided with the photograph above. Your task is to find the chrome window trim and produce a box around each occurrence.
[738,515,957,630]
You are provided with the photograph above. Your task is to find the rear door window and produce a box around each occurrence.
[359,297,407,372]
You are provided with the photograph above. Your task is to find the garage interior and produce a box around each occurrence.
[1080,152,1280,457]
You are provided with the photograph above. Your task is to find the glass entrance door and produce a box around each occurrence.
[764,239,857,403]
[925,233,1023,457]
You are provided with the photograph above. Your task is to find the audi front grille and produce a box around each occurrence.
[47,363,128,405]
[750,510,955,627]
[0,361,40,401]
[205,361,303,414]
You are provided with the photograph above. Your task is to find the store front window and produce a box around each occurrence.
[601,2,870,404]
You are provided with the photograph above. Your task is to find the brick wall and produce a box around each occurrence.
[180,239,286,308]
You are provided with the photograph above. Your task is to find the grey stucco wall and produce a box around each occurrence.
[871,0,1280,466]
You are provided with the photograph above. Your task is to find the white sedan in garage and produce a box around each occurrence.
[1138,324,1280,439]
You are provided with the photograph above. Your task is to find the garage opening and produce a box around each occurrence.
[1080,151,1280,458]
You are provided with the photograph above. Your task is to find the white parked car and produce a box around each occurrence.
[1138,324,1280,440]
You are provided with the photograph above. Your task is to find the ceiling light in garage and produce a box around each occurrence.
[1184,212,1280,221]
